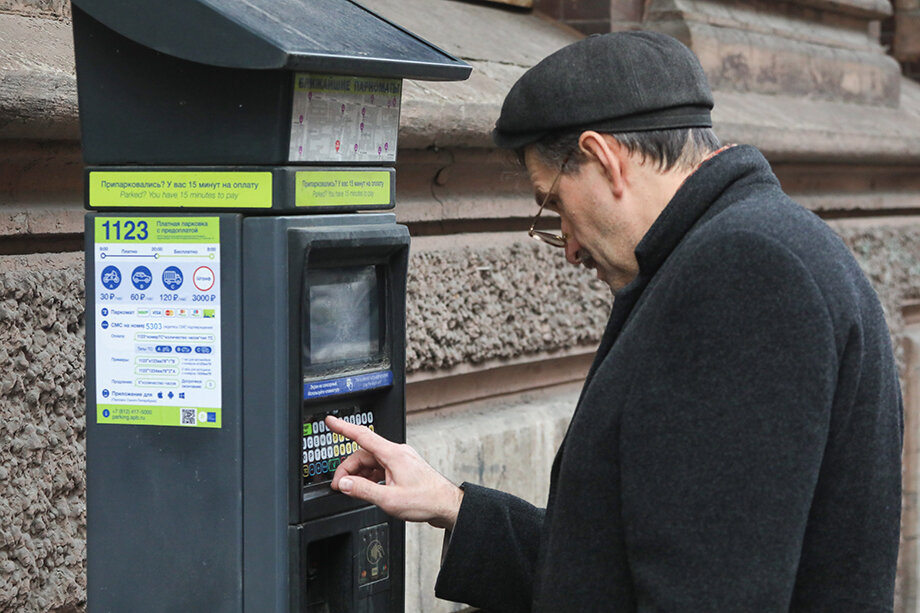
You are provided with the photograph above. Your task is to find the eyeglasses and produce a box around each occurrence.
[528,156,569,248]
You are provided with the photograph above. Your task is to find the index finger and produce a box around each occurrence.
[324,415,397,459]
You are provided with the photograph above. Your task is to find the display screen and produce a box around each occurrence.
[309,266,380,364]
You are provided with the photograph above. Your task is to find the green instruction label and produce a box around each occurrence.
[89,171,272,208]
[295,171,391,207]
[94,216,220,243]
[98,404,221,428]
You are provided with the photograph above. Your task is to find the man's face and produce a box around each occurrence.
[524,146,641,291]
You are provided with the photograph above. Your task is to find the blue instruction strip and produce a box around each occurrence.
[304,370,393,400]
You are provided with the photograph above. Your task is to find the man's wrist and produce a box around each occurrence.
[429,482,464,530]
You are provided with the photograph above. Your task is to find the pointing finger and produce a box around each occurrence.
[325,416,397,460]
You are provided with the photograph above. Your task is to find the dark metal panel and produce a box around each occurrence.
[71,0,283,69]
[85,213,244,612]
[72,0,471,81]
[72,7,292,165]
[241,216,292,612]
[242,213,407,611]
[214,0,471,80]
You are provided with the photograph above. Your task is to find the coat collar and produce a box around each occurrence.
[581,145,779,387]
[632,144,777,280]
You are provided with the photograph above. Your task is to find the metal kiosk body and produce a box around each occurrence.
[74,2,470,611]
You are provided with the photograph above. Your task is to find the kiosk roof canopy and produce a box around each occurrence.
[72,0,471,81]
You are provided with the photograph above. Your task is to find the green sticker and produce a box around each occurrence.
[98,404,221,428]
[89,171,272,208]
[94,216,219,243]
[295,171,391,207]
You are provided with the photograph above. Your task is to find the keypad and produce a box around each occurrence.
[302,409,376,485]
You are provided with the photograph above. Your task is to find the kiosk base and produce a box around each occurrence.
[291,506,404,613]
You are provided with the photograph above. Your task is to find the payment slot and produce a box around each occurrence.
[75,1,469,611]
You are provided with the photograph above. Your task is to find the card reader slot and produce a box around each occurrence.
[305,532,351,613]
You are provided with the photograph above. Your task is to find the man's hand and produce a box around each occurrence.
[324,415,464,530]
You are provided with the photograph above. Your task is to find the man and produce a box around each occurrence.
[326,32,903,611]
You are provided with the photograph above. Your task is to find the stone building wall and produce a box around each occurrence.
[890,0,920,77]
[532,0,616,34]
[0,255,84,612]
[2,0,920,612]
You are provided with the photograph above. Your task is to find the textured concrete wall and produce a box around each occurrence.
[833,221,920,374]
[406,241,610,372]
[0,253,84,613]
[406,223,920,377]
[2,220,918,611]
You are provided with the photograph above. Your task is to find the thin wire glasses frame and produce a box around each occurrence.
[528,154,571,248]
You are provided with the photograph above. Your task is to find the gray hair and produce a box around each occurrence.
[522,127,721,174]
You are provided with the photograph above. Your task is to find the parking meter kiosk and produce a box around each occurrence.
[75,1,470,611]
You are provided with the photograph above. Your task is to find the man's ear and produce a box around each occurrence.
[578,131,627,197]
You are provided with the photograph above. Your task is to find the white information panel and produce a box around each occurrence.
[289,73,401,163]
[93,216,222,428]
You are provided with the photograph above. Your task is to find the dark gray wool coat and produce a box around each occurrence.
[434,145,903,612]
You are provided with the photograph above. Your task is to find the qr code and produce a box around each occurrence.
[180,409,197,426]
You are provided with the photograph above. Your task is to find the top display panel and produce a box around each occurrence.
[289,73,401,164]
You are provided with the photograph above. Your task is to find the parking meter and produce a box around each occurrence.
[74,2,470,611]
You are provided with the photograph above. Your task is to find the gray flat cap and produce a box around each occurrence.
[492,31,714,150]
